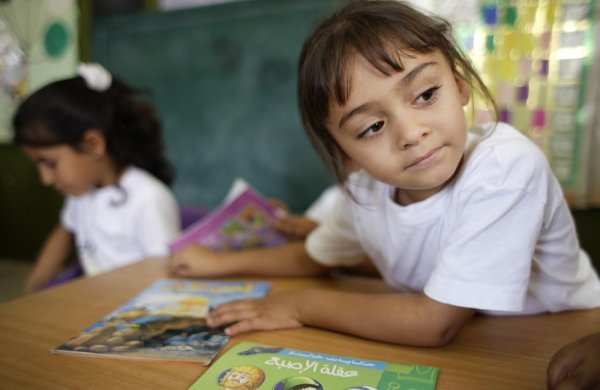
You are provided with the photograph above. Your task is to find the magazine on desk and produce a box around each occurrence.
[52,279,270,364]
[169,179,287,253]
[190,341,439,389]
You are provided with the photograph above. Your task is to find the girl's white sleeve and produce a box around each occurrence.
[60,197,76,232]
[304,185,343,223]
[136,189,180,257]
[424,185,546,311]
[424,136,561,312]
[305,192,365,267]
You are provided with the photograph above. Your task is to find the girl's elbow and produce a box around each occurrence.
[415,316,471,347]
[430,325,462,346]
[408,326,461,347]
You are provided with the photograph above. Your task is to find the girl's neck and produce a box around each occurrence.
[394,156,465,206]
[96,160,126,188]
[394,187,439,206]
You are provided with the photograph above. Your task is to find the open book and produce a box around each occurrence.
[52,279,270,364]
[190,341,439,389]
[169,179,287,253]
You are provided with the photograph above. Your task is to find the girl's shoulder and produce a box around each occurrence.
[469,122,541,155]
[120,166,176,201]
[460,122,555,191]
[345,169,390,205]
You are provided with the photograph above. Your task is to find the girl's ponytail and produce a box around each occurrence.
[104,78,175,186]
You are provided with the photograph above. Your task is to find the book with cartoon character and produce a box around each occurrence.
[169,179,287,253]
[52,279,270,363]
[190,341,439,389]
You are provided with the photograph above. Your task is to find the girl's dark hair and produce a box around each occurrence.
[297,0,497,184]
[13,74,174,186]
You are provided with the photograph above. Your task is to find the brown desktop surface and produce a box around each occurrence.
[0,257,598,389]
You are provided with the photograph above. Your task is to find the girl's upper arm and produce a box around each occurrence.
[137,190,180,256]
[305,193,365,267]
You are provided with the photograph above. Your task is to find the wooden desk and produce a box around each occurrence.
[0,257,598,389]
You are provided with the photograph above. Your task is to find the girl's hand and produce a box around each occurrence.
[547,331,600,389]
[168,244,225,278]
[206,290,305,335]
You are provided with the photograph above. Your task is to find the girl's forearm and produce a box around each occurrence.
[25,225,73,294]
[297,289,475,346]
[223,241,329,277]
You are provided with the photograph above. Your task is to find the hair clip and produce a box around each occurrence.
[78,63,112,92]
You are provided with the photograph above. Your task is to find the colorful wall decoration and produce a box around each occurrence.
[463,0,597,206]
[0,0,78,142]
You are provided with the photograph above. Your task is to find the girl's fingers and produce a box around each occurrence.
[547,351,580,388]
[224,315,302,336]
[224,318,262,336]
[173,265,189,277]
[167,257,187,275]
[207,300,259,327]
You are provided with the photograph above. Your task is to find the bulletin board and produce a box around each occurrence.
[0,0,78,142]
[92,0,348,212]
[462,0,598,207]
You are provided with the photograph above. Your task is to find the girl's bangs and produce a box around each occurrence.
[329,37,409,107]
[14,122,61,147]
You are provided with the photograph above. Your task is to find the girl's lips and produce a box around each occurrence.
[406,147,442,169]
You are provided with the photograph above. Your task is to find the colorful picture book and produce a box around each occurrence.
[190,341,439,389]
[169,179,287,253]
[52,279,270,364]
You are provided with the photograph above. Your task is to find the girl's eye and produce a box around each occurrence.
[415,85,441,105]
[357,121,384,139]
[39,159,56,169]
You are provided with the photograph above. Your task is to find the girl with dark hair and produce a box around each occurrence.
[14,63,180,294]
[204,1,600,348]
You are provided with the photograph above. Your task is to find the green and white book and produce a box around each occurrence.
[190,341,438,389]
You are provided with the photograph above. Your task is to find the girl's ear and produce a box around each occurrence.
[80,129,107,157]
[455,74,471,106]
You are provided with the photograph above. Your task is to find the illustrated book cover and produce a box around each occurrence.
[52,279,270,364]
[190,341,439,389]
[169,179,286,253]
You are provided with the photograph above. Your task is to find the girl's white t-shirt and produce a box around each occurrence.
[61,166,180,276]
[306,122,600,314]
[305,185,343,223]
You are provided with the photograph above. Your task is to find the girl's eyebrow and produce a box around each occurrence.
[400,61,437,87]
[338,102,377,129]
[338,61,438,129]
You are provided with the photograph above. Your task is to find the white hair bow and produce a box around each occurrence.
[78,63,112,92]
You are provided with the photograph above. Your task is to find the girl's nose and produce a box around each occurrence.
[396,124,430,150]
[38,166,55,186]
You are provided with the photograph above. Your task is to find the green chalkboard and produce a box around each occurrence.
[92,0,348,212]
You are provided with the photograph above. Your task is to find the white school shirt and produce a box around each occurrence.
[61,166,180,276]
[306,122,600,314]
[305,185,343,223]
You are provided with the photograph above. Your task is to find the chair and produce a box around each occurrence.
[40,261,83,291]
[180,205,208,229]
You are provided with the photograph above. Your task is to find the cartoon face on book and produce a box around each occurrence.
[218,365,266,389]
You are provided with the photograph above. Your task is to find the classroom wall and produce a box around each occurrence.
[0,144,63,259]
[0,0,78,141]
[1,0,599,269]
[92,0,344,213]
[0,0,77,259]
